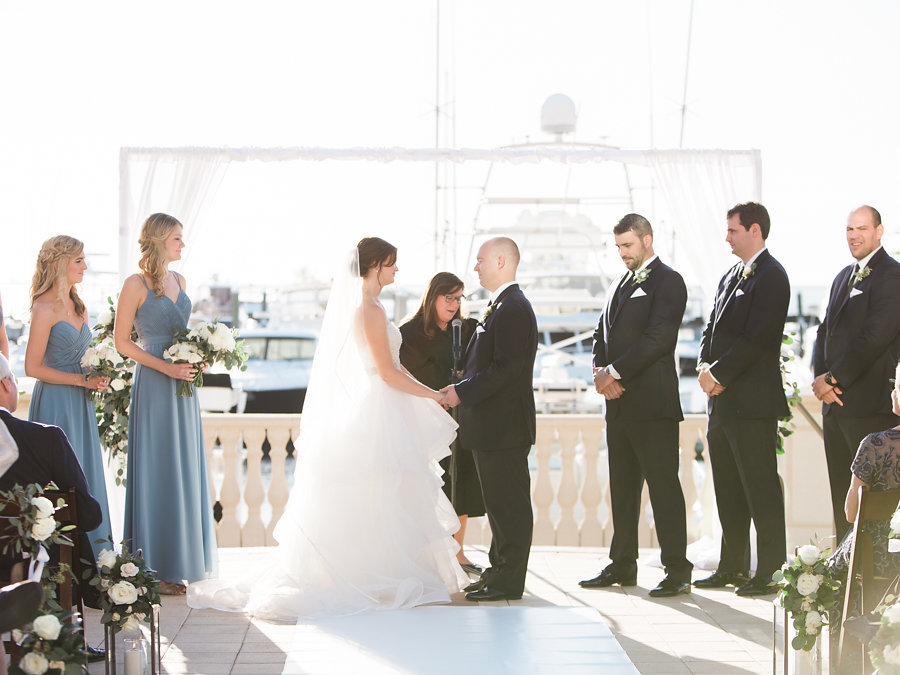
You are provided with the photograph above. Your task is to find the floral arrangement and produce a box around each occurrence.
[869,591,900,672]
[10,611,87,675]
[164,320,247,397]
[88,297,135,486]
[90,539,161,634]
[0,483,73,565]
[0,484,87,674]
[633,267,651,284]
[481,302,496,323]
[773,542,841,651]
[741,261,757,279]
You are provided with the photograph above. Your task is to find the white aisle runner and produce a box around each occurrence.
[282,605,637,674]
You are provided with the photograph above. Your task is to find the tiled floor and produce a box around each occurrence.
[82,546,792,674]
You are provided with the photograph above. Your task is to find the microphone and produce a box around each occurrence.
[451,318,462,376]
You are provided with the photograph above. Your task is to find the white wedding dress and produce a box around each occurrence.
[187,319,468,621]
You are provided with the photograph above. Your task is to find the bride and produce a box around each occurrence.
[187,237,468,620]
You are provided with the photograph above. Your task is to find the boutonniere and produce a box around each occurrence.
[481,302,497,323]
[741,262,757,280]
[633,268,651,285]
[853,265,872,284]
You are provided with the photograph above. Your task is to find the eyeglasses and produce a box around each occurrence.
[442,295,463,305]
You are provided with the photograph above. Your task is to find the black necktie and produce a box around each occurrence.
[609,273,632,318]
[838,263,858,306]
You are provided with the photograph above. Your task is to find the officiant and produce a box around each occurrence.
[400,272,485,576]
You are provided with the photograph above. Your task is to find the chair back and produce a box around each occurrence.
[838,485,900,673]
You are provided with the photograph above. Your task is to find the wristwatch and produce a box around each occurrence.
[824,372,839,387]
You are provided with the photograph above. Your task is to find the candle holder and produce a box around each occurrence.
[104,604,161,675]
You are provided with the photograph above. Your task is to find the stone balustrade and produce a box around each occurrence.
[201,393,834,551]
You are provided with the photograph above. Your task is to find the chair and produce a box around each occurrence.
[837,485,900,673]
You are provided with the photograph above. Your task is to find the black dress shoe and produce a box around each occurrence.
[579,569,637,589]
[0,580,43,633]
[464,578,485,593]
[692,570,750,589]
[465,586,522,602]
[648,577,691,598]
[735,577,778,597]
[86,646,106,663]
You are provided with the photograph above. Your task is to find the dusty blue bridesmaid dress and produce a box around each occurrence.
[28,321,113,557]
[123,276,217,583]
[28,321,110,558]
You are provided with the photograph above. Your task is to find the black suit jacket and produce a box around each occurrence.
[456,284,538,450]
[812,247,900,418]
[698,249,790,419]
[592,258,686,422]
[0,410,103,561]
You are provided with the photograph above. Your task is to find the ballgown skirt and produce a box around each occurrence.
[187,375,468,621]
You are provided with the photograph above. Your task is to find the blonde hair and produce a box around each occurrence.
[30,235,86,318]
[138,213,182,297]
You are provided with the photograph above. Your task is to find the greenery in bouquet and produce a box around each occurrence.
[773,541,841,651]
[777,331,801,455]
[0,482,74,568]
[90,538,161,634]
[88,296,135,486]
[869,592,900,673]
[9,610,87,675]
[164,320,248,397]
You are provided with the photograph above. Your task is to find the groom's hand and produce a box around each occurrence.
[440,385,461,408]
[601,380,625,400]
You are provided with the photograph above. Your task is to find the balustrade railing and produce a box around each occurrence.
[202,395,833,550]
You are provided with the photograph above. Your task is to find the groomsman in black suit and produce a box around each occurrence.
[579,214,693,597]
[812,205,900,541]
[442,237,538,601]
[694,202,789,597]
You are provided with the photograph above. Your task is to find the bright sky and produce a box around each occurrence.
[2,0,899,316]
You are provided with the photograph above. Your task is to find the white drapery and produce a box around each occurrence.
[118,145,761,297]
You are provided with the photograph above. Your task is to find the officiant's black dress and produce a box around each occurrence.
[399,315,485,518]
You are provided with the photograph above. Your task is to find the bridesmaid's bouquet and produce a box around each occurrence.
[164,320,248,397]
[88,297,135,486]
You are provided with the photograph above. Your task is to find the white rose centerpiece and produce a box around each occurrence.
[772,539,841,652]
[92,538,161,635]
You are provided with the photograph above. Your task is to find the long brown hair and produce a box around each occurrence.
[356,237,397,278]
[138,213,182,297]
[30,235,87,318]
[411,272,464,338]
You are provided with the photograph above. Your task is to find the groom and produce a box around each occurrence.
[442,236,538,601]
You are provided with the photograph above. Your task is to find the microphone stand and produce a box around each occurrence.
[450,321,463,508]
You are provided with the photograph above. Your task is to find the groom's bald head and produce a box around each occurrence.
[475,237,520,291]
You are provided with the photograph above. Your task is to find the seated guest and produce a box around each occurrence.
[827,358,900,600]
[0,353,103,609]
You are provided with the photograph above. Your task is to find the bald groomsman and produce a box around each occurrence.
[812,205,900,541]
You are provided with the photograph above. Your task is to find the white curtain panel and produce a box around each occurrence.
[118,146,761,303]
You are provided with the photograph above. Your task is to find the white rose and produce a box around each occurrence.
[119,562,139,577]
[12,628,23,643]
[80,348,96,369]
[97,548,118,569]
[110,378,126,391]
[30,496,54,519]
[107,350,124,367]
[20,651,49,675]
[198,324,212,341]
[209,324,235,352]
[32,614,62,640]
[108,580,139,605]
[86,351,101,368]
[795,572,820,596]
[121,615,140,633]
[797,544,820,566]
[885,644,900,666]
[49,661,66,673]
[31,517,56,541]
[112,612,119,620]
[805,610,822,630]
[98,308,114,327]
[883,603,900,624]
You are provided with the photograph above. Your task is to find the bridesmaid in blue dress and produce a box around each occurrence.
[115,213,217,594]
[26,235,113,557]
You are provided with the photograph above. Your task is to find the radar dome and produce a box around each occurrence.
[541,94,577,135]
